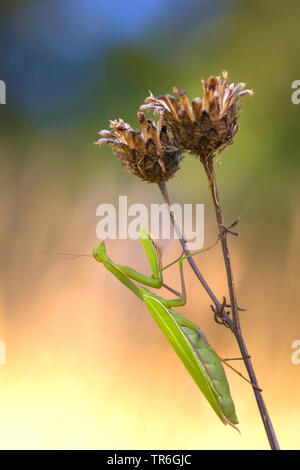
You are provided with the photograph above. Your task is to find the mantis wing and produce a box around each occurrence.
[143,294,238,427]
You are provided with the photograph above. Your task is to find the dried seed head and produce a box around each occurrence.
[96,113,182,183]
[140,72,253,161]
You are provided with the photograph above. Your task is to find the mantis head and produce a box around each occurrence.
[92,242,108,263]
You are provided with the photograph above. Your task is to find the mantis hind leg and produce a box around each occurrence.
[160,259,186,308]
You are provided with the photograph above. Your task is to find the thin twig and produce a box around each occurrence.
[204,156,280,450]
[158,181,232,328]
[158,180,234,330]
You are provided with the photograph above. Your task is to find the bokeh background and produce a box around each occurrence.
[0,0,299,450]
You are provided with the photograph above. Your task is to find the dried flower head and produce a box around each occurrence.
[96,113,182,183]
[140,72,253,161]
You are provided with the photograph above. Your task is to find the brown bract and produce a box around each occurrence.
[140,72,253,161]
[96,113,182,183]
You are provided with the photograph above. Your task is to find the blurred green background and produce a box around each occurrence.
[0,0,299,450]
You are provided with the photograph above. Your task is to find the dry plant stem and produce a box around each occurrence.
[204,157,280,450]
[158,181,233,330]
[158,181,223,312]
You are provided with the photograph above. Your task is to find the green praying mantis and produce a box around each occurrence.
[92,228,239,428]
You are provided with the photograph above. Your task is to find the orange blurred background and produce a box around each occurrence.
[0,0,299,450]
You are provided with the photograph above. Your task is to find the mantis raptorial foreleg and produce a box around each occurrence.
[93,228,187,308]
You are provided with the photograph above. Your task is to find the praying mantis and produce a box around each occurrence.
[92,228,239,428]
